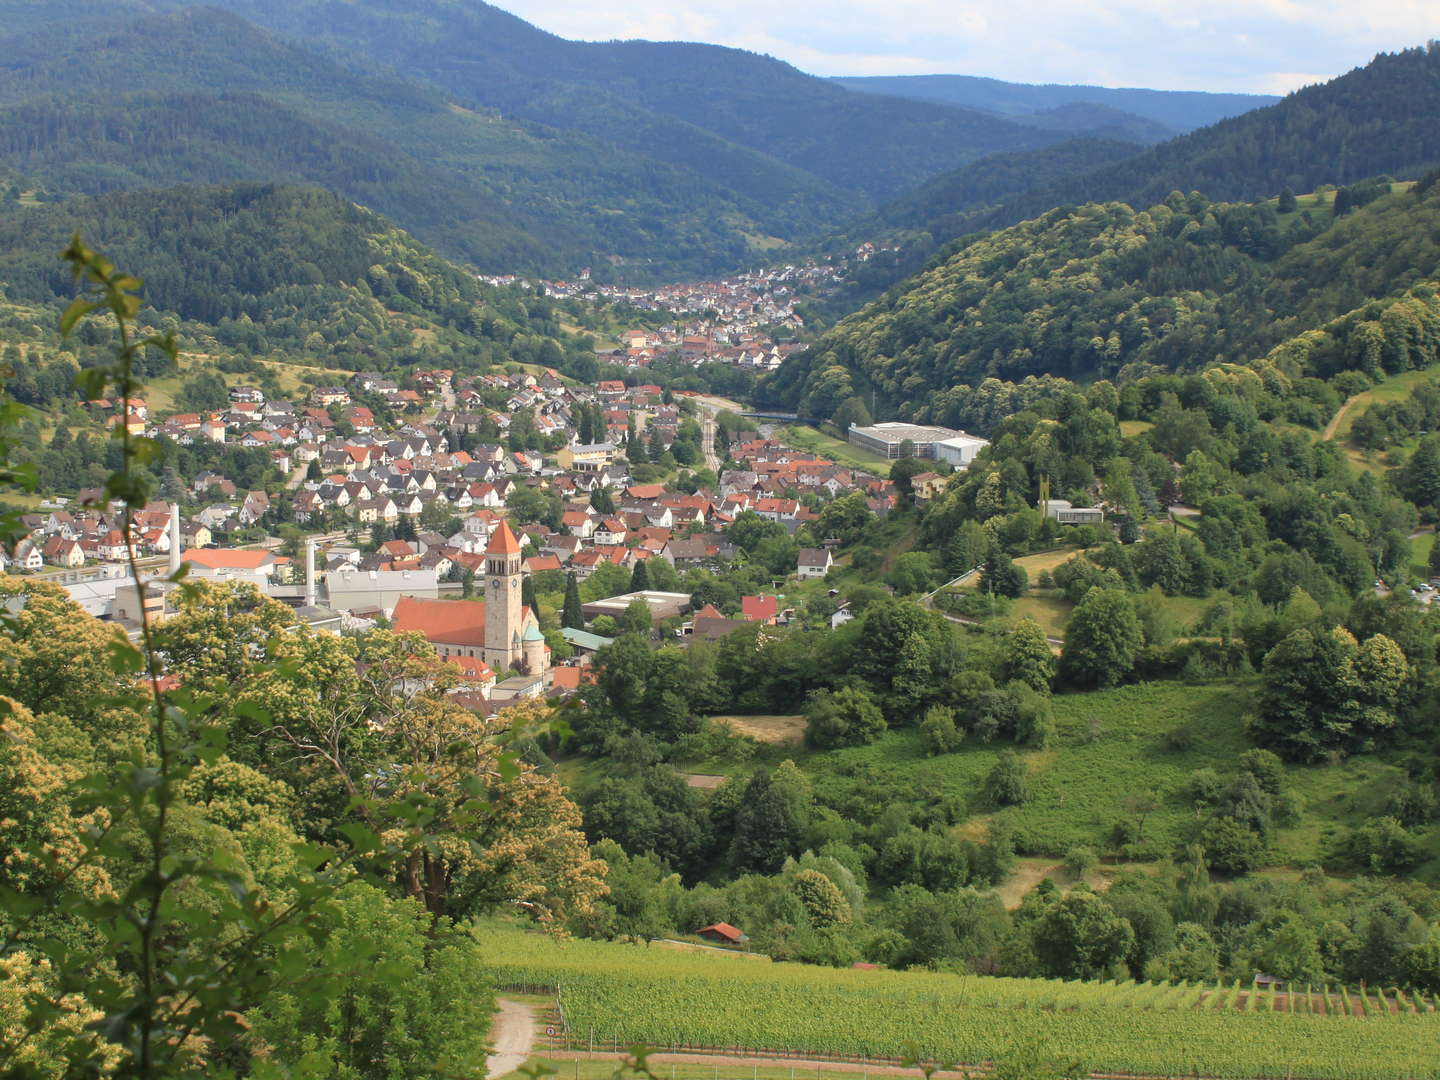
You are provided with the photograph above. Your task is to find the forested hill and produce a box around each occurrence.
[0,5,861,280]
[761,176,1440,426]
[0,182,592,372]
[870,137,1146,240]
[960,44,1440,239]
[0,0,1153,280]
[176,0,1059,202]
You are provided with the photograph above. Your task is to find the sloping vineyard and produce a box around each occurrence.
[478,929,1440,1079]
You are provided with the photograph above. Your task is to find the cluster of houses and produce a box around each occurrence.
[8,349,932,713]
[6,502,190,572]
[482,255,853,372]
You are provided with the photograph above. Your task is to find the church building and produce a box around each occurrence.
[391,520,549,678]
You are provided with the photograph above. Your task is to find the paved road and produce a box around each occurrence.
[486,998,536,1079]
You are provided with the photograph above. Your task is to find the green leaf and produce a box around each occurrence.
[59,297,97,336]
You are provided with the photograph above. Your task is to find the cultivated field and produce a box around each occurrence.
[480,928,1440,1079]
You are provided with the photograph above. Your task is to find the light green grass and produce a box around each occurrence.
[1009,592,1072,638]
[778,425,889,473]
[1326,368,1435,444]
[1411,530,1435,580]
[802,679,1431,871]
[1013,548,1086,576]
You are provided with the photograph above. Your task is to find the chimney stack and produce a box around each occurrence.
[305,538,317,607]
[167,504,182,576]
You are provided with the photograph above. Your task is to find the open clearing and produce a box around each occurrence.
[714,714,806,745]
[778,425,889,472]
[681,773,726,789]
[1014,547,1084,576]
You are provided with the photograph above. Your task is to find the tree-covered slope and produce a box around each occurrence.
[0,6,857,279]
[971,44,1440,235]
[763,177,1440,424]
[185,0,1063,203]
[0,182,592,371]
[874,137,1146,238]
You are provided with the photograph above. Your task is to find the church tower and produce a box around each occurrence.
[483,520,524,671]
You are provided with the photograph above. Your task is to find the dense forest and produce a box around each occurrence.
[0,6,839,279]
[852,44,1440,268]
[0,0,1170,280]
[766,176,1440,424]
[0,182,603,377]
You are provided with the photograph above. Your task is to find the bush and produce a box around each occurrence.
[918,705,963,755]
[984,750,1030,807]
[934,589,1012,619]
[1238,748,1285,794]
[1330,816,1423,874]
[1064,845,1099,879]
[1199,818,1266,875]
[805,686,887,749]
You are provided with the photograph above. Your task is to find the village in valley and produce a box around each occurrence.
[4,349,984,712]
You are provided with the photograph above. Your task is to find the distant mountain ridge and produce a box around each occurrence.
[831,74,1277,136]
[0,0,1244,280]
[964,44,1440,237]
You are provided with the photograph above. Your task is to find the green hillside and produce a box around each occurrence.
[967,44,1440,240]
[0,0,1131,279]
[193,0,1061,202]
[0,182,592,374]
[0,7,854,278]
[766,177,1440,422]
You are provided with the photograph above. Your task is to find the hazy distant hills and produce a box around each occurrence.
[0,0,1278,280]
[832,74,1276,138]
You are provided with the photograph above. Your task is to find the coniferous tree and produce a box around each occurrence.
[630,558,650,592]
[561,572,584,629]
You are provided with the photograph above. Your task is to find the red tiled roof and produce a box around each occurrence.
[182,548,274,570]
[446,655,495,681]
[741,595,777,622]
[696,922,745,942]
[486,519,522,556]
[392,596,488,647]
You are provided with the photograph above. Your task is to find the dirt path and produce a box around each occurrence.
[1322,394,1360,440]
[488,999,537,1079]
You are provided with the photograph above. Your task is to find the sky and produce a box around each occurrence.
[495,0,1440,94]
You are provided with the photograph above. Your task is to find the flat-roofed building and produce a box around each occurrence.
[581,590,692,624]
[1042,499,1105,526]
[848,421,961,459]
[934,433,990,469]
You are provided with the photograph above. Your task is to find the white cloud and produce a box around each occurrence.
[497,0,1440,93]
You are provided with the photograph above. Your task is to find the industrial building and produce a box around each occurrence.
[847,422,962,459]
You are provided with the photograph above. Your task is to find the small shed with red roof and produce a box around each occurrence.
[695,922,748,945]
